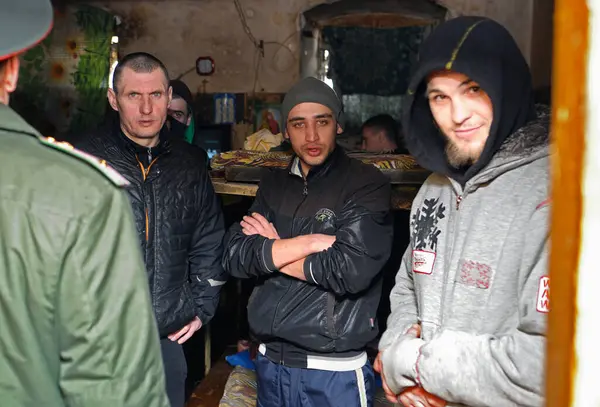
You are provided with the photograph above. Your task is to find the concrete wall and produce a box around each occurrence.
[89,0,548,93]
[530,0,554,89]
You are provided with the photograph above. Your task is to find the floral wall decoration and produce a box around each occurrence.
[12,5,115,138]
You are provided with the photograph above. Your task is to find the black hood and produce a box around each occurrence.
[402,16,536,184]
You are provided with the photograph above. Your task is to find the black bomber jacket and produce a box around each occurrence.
[223,147,393,364]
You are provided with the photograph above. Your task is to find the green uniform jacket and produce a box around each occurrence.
[0,104,169,407]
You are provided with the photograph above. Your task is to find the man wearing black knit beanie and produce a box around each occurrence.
[223,76,393,407]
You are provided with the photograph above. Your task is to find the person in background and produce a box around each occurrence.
[75,52,227,407]
[168,79,195,143]
[223,76,393,407]
[359,113,411,343]
[375,16,550,407]
[0,2,169,406]
[359,113,411,341]
[168,79,209,166]
[360,114,408,154]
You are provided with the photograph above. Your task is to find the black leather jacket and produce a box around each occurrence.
[223,147,392,366]
[76,123,227,338]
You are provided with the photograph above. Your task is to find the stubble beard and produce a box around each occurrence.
[445,140,479,169]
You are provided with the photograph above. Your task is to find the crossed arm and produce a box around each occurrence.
[239,212,335,280]
[223,174,392,296]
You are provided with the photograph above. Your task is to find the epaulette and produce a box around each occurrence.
[37,136,130,187]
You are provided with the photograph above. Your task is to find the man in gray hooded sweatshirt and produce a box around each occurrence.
[375,16,550,407]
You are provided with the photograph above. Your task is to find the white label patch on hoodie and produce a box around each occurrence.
[536,276,550,313]
[412,250,436,274]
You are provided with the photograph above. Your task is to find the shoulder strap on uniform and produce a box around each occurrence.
[37,136,130,187]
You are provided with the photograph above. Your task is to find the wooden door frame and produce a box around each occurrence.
[545,0,587,405]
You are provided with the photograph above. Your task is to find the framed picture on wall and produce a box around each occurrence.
[248,93,284,134]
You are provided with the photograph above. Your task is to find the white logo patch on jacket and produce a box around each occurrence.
[412,250,436,275]
[536,276,550,313]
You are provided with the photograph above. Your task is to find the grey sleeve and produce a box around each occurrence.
[379,245,420,350]
[415,207,549,407]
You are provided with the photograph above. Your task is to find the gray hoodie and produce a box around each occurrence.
[379,110,550,406]
[380,17,550,407]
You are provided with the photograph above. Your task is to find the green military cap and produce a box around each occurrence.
[0,0,53,61]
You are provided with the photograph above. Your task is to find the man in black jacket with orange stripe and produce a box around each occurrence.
[76,52,226,407]
[223,77,393,407]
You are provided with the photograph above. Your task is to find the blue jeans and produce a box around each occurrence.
[255,353,374,407]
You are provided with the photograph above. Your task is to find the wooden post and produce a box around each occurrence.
[545,0,587,405]
[204,324,211,376]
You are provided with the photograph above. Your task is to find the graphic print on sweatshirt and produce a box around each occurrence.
[411,198,446,274]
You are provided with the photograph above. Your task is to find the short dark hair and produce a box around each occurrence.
[0,58,8,73]
[112,52,169,93]
[169,79,194,114]
[361,114,400,145]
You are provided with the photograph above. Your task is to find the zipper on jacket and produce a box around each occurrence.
[136,155,159,242]
[290,176,308,235]
[145,208,149,241]
[439,203,459,328]
[270,177,308,364]
[441,186,471,326]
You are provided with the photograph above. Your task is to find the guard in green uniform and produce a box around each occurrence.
[0,1,170,406]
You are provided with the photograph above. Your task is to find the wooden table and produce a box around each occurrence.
[211,177,418,210]
[212,178,258,197]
